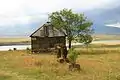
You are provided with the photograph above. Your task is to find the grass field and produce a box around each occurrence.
[93,34,120,41]
[0,37,30,43]
[0,45,120,80]
[0,37,31,45]
[0,34,119,43]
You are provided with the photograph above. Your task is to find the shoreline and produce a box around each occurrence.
[1,40,120,46]
[0,40,120,51]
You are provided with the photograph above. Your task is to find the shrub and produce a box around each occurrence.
[13,48,17,51]
[26,47,31,54]
[8,49,12,51]
[68,48,79,64]
[26,47,30,50]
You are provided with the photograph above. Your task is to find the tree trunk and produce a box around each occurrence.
[68,39,72,49]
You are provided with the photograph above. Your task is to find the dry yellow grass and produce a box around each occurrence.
[92,34,120,41]
[0,47,120,80]
[0,37,30,43]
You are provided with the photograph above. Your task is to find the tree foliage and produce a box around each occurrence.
[49,9,93,48]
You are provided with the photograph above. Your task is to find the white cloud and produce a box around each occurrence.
[0,14,47,26]
[106,23,120,28]
[0,0,119,27]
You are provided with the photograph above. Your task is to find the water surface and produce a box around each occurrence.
[0,40,120,51]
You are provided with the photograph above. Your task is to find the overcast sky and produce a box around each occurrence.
[0,0,119,27]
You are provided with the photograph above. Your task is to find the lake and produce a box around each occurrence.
[0,40,120,51]
[0,45,31,51]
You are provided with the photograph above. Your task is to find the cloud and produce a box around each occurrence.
[22,0,119,12]
[0,0,119,27]
[105,23,120,28]
[0,14,48,26]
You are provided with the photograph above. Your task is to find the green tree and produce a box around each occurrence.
[49,9,93,48]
